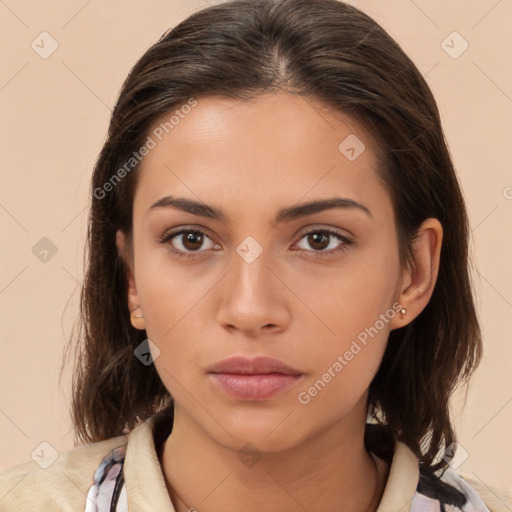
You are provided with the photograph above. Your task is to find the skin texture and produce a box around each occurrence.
[116,92,443,512]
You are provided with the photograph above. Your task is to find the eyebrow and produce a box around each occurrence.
[148,195,371,223]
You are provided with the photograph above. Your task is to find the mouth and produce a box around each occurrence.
[207,356,304,401]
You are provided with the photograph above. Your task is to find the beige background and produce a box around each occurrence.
[1,0,511,492]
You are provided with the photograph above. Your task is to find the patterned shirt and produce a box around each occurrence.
[83,426,498,512]
[1,407,510,511]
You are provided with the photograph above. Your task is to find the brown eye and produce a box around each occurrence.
[181,231,204,251]
[159,228,219,259]
[306,232,330,251]
[294,229,353,256]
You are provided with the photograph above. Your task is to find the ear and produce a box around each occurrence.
[116,229,146,330]
[390,218,443,330]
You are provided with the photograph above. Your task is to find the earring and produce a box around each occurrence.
[130,305,145,329]
[399,307,407,318]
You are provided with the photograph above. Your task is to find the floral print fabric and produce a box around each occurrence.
[84,445,128,512]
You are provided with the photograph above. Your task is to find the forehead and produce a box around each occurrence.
[134,92,388,216]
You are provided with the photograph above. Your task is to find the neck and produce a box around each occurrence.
[160,405,390,512]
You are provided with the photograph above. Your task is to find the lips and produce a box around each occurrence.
[207,356,304,401]
[208,356,302,376]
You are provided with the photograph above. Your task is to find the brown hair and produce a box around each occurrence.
[63,0,481,493]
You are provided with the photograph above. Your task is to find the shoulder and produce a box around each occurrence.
[415,465,512,512]
[459,474,512,512]
[0,434,127,512]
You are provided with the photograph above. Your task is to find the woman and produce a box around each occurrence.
[1,0,510,510]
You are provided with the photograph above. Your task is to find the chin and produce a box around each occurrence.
[224,429,303,456]
[207,408,308,453]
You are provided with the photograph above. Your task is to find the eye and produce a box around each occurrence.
[293,228,353,256]
[158,226,353,259]
[158,228,220,258]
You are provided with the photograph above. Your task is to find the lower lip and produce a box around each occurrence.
[208,373,302,400]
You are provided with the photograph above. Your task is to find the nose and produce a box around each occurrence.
[215,248,291,337]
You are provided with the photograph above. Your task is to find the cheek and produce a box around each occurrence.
[292,247,400,345]
[132,248,215,393]
[133,241,213,337]
[292,244,400,401]
[296,325,391,420]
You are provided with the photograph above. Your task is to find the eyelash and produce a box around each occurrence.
[158,227,353,260]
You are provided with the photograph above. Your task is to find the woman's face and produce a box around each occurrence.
[120,92,406,452]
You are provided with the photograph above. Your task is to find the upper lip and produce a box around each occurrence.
[208,356,302,376]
